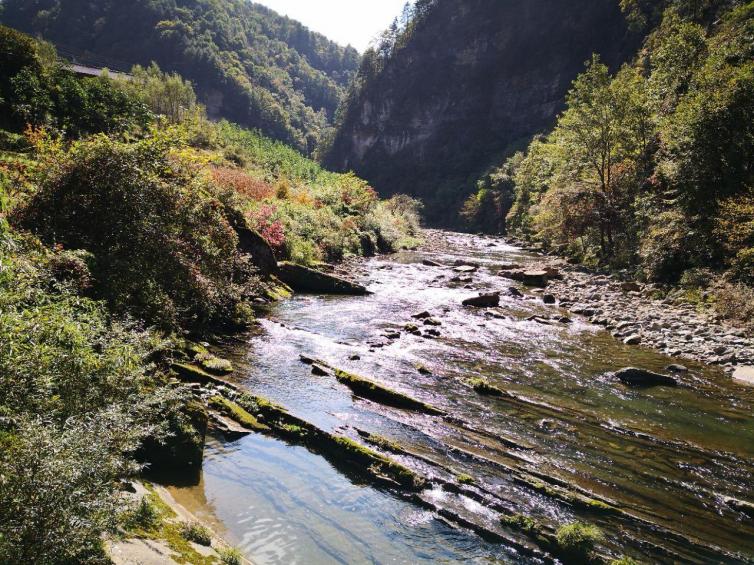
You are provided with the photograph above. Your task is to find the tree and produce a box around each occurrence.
[556,55,651,256]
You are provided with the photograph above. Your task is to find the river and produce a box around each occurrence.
[169,231,754,564]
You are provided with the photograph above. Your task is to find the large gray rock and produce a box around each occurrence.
[277,262,371,295]
[614,367,678,387]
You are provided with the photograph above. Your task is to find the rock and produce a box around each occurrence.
[225,208,278,274]
[416,364,432,375]
[138,399,207,471]
[732,366,754,386]
[423,318,442,326]
[404,323,420,332]
[614,367,678,387]
[454,265,478,273]
[311,364,330,376]
[349,354,361,361]
[620,281,642,292]
[277,262,371,295]
[507,287,524,298]
[462,292,501,308]
[724,496,754,517]
[665,364,688,373]
[623,334,642,346]
[412,311,432,319]
[454,260,479,267]
[509,270,549,287]
[422,259,442,267]
[498,263,523,271]
[542,294,556,304]
[384,331,401,339]
[451,275,473,283]
[424,328,442,337]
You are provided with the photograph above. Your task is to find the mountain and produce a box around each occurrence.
[0,0,360,153]
[323,0,640,223]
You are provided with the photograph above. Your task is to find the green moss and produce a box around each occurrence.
[209,396,269,431]
[171,362,218,384]
[363,433,402,453]
[500,513,541,535]
[456,473,475,485]
[468,378,506,397]
[555,521,604,562]
[280,423,307,437]
[333,368,444,415]
[333,436,426,490]
[195,353,234,375]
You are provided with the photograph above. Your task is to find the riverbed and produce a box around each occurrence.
[169,231,754,564]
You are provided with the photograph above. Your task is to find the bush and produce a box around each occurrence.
[180,522,212,546]
[555,521,604,562]
[127,497,161,531]
[16,131,259,330]
[219,547,244,565]
[0,416,146,564]
[713,280,754,329]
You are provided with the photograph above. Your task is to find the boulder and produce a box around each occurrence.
[732,365,754,386]
[623,334,642,346]
[666,364,688,373]
[542,294,556,304]
[462,292,501,308]
[507,270,549,287]
[224,207,278,275]
[422,259,442,267]
[412,311,432,319]
[507,287,524,298]
[277,262,371,295]
[614,367,678,387]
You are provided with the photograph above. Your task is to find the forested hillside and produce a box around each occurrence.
[0,0,360,153]
[323,0,639,223]
[0,26,419,562]
[463,0,753,296]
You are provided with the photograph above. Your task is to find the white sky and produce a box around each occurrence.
[254,0,409,52]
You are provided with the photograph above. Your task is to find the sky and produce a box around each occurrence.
[254,0,409,52]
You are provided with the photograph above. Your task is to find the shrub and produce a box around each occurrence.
[555,521,604,562]
[0,416,147,564]
[713,280,754,329]
[219,547,244,565]
[16,132,259,330]
[127,497,161,531]
[180,522,212,546]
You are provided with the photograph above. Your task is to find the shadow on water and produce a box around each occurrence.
[169,231,754,564]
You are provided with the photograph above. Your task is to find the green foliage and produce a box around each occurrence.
[555,521,604,562]
[0,25,151,136]
[504,3,754,284]
[219,547,244,565]
[180,522,213,547]
[1,0,360,153]
[610,557,641,565]
[15,131,260,330]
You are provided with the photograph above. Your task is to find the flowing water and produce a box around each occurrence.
[169,231,754,564]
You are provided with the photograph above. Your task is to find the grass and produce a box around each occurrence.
[555,521,604,562]
[180,522,212,546]
[500,513,541,535]
[218,547,244,565]
[456,473,475,485]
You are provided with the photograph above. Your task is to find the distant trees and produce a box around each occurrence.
[125,63,198,124]
[0,0,361,154]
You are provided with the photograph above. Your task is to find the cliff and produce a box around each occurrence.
[325,0,640,224]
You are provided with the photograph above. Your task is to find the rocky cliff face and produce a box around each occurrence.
[325,0,639,224]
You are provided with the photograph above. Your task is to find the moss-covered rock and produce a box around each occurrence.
[195,353,233,375]
[208,396,269,431]
[469,378,507,397]
[332,367,445,415]
[555,521,604,563]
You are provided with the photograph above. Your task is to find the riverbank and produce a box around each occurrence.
[466,232,754,379]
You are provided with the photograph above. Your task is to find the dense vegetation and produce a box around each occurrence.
[0,0,361,153]
[0,26,419,562]
[463,2,753,294]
